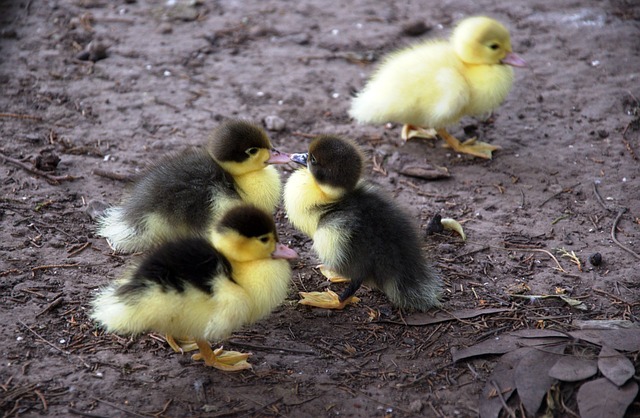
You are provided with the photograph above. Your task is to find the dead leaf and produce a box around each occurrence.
[577,378,639,418]
[403,308,510,326]
[511,329,568,339]
[479,349,524,418]
[598,345,635,386]
[572,319,640,330]
[548,356,598,382]
[452,334,567,363]
[569,329,640,352]
[514,344,566,416]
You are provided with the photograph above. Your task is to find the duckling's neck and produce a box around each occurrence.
[462,63,514,116]
[283,169,338,237]
[227,259,291,323]
[234,166,282,214]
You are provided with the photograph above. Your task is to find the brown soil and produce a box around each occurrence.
[1,1,639,417]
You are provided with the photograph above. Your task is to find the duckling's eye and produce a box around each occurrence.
[246,147,260,156]
[489,43,500,50]
[259,236,270,244]
[309,154,317,165]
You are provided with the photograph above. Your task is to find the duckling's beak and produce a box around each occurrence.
[266,148,291,164]
[501,52,527,67]
[290,153,308,167]
[272,243,298,259]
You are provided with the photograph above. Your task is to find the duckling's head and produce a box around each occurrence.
[207,120,290,177]
[290,136,364,200]
[452,16,526,67]
[211,205,297,263]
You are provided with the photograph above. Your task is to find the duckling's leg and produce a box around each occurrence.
[191,341,252,371]
[436,128,500,159]
[165,335,199,353]
[401,124,438,141]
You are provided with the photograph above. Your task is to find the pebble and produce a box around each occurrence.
[401,20,431,37]
[263,115,286,131]
[589,252,602,266]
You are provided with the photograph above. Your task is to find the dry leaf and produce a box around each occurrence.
[514,344,565,416]
[577,378,639,418]
[569,329,640,352]
[452,334,567,362]
[404,307,510,326]
[548,356,598,382]
[598,345,635,386]
[479,349,524,418]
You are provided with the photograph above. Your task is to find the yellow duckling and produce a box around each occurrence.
[97,120,290,253]
[91,205,298,371]
[284,136,441,310]
[349,16,527,159]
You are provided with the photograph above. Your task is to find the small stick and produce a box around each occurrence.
[67,242,91,258]
[227,339,316,355]
[610,208,640,260]
[35,296,63,318]
[0,112,43,121]
[292,131,316,139]
[592,182,611,212]
[490,380,516,418]
[34,389,48,412]
[18,320,70,355]
[0,151,80,185]
[31,263,80,271]
[93,168,134,182]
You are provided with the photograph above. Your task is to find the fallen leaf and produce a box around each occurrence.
[511,329,569,339]
[514,344,566,416]
[548,356,598,382]
[452,334,567,363]
[569,329,640,352]
[572,319,640,330]
[479,349,525,418]
[577,378,639,418]
[403,308,511,326]
[598,345,635,386]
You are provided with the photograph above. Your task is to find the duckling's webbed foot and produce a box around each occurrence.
[401,125,438,141]
[192,341,252,371]
[298,290,359,309]
[436,128,500,159]
[318,265,350,283]
[166,335,199,353]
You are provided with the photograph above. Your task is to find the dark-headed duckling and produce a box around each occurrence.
[98,120,289,253]
[283,136,441,311]
[91,204,297,371]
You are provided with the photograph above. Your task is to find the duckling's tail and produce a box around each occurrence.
[96,206,138,253]
[384,262,442,312]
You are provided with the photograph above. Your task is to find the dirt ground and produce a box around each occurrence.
[1,0,639,417]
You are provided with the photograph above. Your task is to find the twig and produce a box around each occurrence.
[31,263,80,271]
[291,131,316,139]
[490,380,516,418]
[90,397,147,418]
[592,287,631,305]
[18,320,70,355]
[93,168,134,182]
[67,242,91,258]
[35,296,63,318]
[34,389,48,413]
[227,339,316,355]
[503,247,565,272]
[539,182,580,208]
[621,121,638,161]
[592,182,612,212]
[68,408,109,418]
[610,208,640,260]
[0,151,80,185]
[0,112,43,121]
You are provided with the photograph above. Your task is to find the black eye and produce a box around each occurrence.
[309,154,317,165]
[260,236,269,243]
[246,147,259,156]
[489,43,500,50]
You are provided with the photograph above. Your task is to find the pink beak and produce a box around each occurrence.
[272,243,298,260]
[501,52,527,68]
[267,148,291,164]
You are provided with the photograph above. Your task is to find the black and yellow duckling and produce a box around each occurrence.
[97,120,290,253]
[91,204,297,371]
[283,136,441,310]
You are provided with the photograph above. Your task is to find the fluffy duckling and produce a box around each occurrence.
[91,204,298,371]
[97,120,290,253]
[350,16,527,159]
[283,136,441,310]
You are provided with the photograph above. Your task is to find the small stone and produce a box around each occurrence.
[263,115,286,132]
[408,399,423,413]
[597,129,609,139]
[158,23,173,34]
[401,20,431,37]
[589,252,603,266]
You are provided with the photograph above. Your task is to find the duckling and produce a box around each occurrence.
[91,204,298,371]
[283,136,441,310]
[97,120,290,253]
[349,16,527,159]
